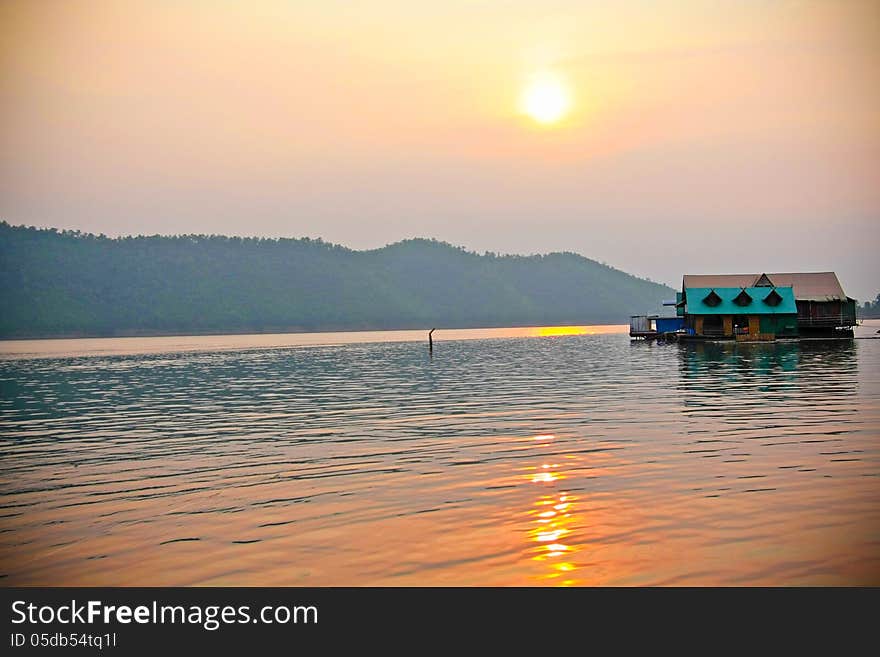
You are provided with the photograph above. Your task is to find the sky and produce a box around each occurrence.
[1,0,878,300]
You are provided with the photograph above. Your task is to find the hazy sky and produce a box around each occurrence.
[2,1,878,299]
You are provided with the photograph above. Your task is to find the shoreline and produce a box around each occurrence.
[0,320,629,343]
[0,324,631,359]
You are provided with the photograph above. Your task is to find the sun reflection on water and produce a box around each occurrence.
[528,491,581,585]
[525,433,583,586]
[531,325,627,338]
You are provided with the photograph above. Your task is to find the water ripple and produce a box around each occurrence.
[1,325,879,585]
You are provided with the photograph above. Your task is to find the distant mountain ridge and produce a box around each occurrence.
[0,222,674,338]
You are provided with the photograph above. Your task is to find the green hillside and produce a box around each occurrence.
[0,222,673,338]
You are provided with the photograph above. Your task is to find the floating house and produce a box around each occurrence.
[678,285,798,340]
[630,271,856,340]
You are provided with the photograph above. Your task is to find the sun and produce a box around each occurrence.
[520,73,572,125]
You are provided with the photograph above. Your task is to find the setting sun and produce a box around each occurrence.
[520,73,572,125]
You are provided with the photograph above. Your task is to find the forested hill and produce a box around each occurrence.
[0,222,674,338]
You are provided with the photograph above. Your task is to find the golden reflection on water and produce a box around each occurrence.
[525,433,582,586]
[532,325,625,337]
[529,492,581,586]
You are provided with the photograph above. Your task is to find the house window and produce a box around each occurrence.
[733,289,752,306]
[763,289,783,307]
[703,290,722,307]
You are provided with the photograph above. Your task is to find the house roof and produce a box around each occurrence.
[682,272,848,301]
[684,286,798,315]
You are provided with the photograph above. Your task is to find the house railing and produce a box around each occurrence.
[797,314,856,327]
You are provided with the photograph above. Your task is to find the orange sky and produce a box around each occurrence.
[1,1,878,299]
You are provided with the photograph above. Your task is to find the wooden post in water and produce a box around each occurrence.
[428,328,436,356]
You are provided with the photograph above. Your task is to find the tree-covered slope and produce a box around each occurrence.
[0,222,674,338]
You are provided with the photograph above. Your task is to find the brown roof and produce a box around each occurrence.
[683,274,756,290]
[682,272,849,301]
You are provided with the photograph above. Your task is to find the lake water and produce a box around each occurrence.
[1,322,878,586]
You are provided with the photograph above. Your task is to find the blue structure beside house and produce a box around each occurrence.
[655,317,685,333]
